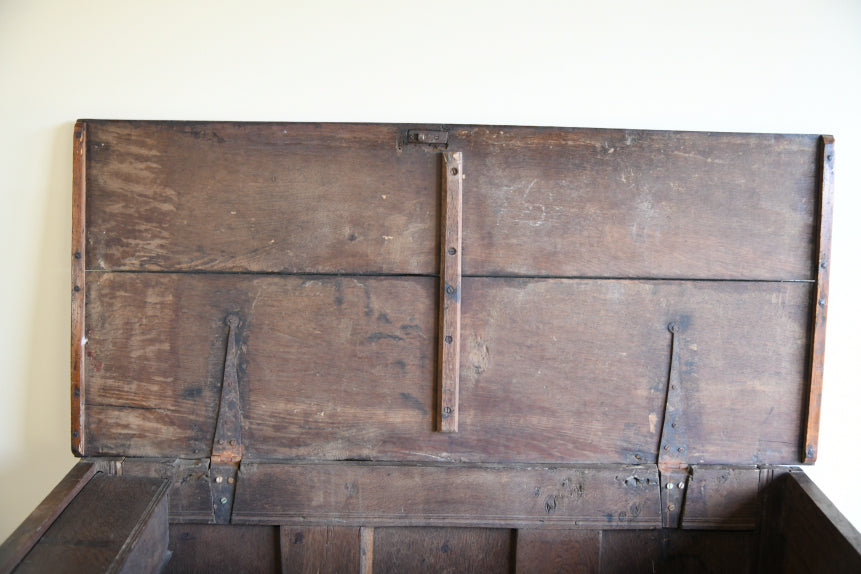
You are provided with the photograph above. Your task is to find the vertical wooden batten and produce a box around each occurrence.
[71,120,87,456]
[438,152,463,433]
[802,135,834,463]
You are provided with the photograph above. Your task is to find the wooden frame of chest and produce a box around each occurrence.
[2,121,860,573]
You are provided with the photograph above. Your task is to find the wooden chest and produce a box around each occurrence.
[2,121,860,573]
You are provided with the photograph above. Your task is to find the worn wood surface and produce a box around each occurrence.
[13,474,169,574]
[438,151,463,433]
[681,466,761,530]
[71,120,87,456]
[802,135,835,463]
[120,458,215,523]
[373,527,513,573]
[83,121,819,281]
[165,525,280,574]
[231,462,660,528]
[516,529,600,573]
[279,527,361,573]
[761,472,861,574]
[0,461,96,574]
[83,273,810,464]
[601,529,754,573]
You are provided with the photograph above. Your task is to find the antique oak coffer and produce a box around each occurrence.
[2,121,860,573]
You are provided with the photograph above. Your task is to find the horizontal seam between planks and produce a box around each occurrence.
[84,269,814,283]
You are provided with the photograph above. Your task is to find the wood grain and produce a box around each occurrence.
[0,461,96,574]
[681,466,760,530]
[165,525,280,574]
[515,529,600,573]
[438,151,463,433]
[373,527,513,573]
[13,474,169,574]
[802,135,835,463]
[449,126,819,280]
[84,121,440,275]
[83,273,811,464]
[762,472,861,574]
[279,526,360,573]
[231,462,661,528]
[72,120,87,456]
[83,121,819,281]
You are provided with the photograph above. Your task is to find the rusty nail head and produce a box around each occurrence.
[215,476,223,483]
[677,447,684,453]
[443,406,453,415]
[228,477,234,484]
[668,322,678,333]
[448,247,457,255]
[827,154,833,162]
[663,444,669,451]
[444,335,453,344]
[74,251,82,259]
[446,285,455,295]
[72,430,79,438]
[220,497,228,504]
[73,285,81,292]
[678,482,685,489]
[217,439,224,445]
[451,167,458,176]
[668,503,676,511]
[229,439,236,446]
[821,261,827,269]
[671,422,677,428]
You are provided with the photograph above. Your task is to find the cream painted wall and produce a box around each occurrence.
[1,0,859,541]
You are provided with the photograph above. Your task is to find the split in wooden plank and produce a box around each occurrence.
[438,151,463,433]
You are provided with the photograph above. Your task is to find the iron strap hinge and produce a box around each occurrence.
[658,320,690,527]
[210,314,243,524]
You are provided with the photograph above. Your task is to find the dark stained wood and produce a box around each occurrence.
[0,461,96,574]
[802,135,835,463]
[83,273,811,465]
[120,458,215,523]
[681,466,760,530]
[451,127,819,280]
[84,122,820,282]
[515,529,600,573]
[13,474,169,574]
[761,472,861,574]
[71,120,87,456]
[438,151,463,433]
[165,525,279,574]
[231,462,660,528]
[279,526,360,573]
[84,121,440,275]
[599,529,755,574]
[373,527,512,573]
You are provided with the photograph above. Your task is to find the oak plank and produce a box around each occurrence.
[84,273,811,464]
[165,525,279,574]
[681,466,760,530]
[231,462,661,528]
[373,527,512,573]
[279,526,360,573]
[515,529,600,573]
[802,135,835,462]
[71,120,87,455]
[599,529,754,573]
[13,474,169,574]
[84,121,820,281]
[0,461,96,574]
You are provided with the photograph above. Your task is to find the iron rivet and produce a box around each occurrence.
[220,497,228,504]
[443,406,453,415]
[448,247,457,255]
[678,482,685,489]
[827,154,833,162]
[215,476,223,483]
[668,503,676,511]
[74,251,82,259]
[667,483,674,490]
[217,439,225,445]
[229,439,236,446]
[73,285,81,292]
[228,477,234,484]
[671,384,676,390]
[668,322,679,333]
[818,298,826,307]
[446,285,455,295]
[677,447,684,453]
[444,335,453,344]
[663,444,669,451]
[450,167,458,176]
[73,387,81,397]
[72,430,79,438]
[671,422,677,428]
[820,261,827,270]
